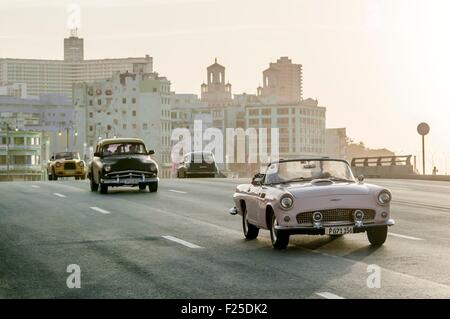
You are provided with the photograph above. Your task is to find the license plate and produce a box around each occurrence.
[199,165,207,168]
[325,226,353,235]
[122,178,141,184]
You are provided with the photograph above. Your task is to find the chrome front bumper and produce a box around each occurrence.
[101,176,159,185]
[274,219,395,234]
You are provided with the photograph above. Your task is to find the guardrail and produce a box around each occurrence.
[351,155,415,178]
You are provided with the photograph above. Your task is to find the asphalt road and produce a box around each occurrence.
[0,178,449,298]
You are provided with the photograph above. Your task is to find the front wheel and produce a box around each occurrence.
[99,183,108,194]
[139,184,147,190]
[149,182,158,193]
[242,207,259,240]
[367,226,388,246]
[270,213,289,249]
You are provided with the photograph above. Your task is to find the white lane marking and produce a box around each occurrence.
[31,185,40,188]
[90,207,111,215]
[53,193,66,198]
[388,232,424,241]
[162,235,203,249]
[316,292,345,299]
[168,189,187,194]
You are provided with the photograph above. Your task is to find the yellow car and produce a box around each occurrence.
[47,152,86,181]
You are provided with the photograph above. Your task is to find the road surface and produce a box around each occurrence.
[0,178,449,298]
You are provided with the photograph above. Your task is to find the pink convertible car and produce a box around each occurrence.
[230,158,395,249]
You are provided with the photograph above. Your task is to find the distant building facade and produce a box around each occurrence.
[0,35,153,100]
[200,59,233,107]
[0,94,74,161]
[191,58,325,176]
[0,129,43,181]
[73,71,172,177]
[325,128,347,159]
[0,82,28,99]
[258,57,303,104]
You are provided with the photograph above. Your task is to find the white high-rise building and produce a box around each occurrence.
[73,71,172,177]
[0,34,153,100]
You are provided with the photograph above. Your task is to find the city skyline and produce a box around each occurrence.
[1,0,450,173]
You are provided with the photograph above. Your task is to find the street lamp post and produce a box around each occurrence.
[417,122,430,175]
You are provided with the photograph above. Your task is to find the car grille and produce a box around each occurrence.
[106,171,156,179]
[64,163,76,170]
[296,209,376,224]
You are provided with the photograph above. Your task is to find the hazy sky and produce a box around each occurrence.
[1,0,449,173]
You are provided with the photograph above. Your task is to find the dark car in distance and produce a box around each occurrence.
[177,151,218,178]
[88,138,158,194]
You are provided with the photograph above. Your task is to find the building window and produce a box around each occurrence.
[14,137,25,145]
[122,98,126,104]
[262,108,271,116]
[107,125,111,131]
[123,124,127,129]
[132,110,136,116]
[249,109,259,116]
[89,112,93,118]
[153,88,157,92]
[277,108,289,115]
[89,126,93,132]
[132,98,136,104]
[143,123,148,130]
[278,118,289,125]
[132,124,137,129]
[97,99,102,106]
[89,100,93,106]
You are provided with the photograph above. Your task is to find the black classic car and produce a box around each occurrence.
[177,151,218,178]
[88,138,158,194]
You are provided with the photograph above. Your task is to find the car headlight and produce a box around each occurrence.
[79,161,84,167]
[280,194,294,210]
[55,162,61,167]
[104,165,111,172]
[378,190,391,205]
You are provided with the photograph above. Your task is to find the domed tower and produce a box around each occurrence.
[200,58,232,105]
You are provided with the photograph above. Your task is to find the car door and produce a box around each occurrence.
[245,182,263,225]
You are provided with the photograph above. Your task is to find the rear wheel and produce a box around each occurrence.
[242,205,259,240]
[270,212,289,249]
[149,182,158,193]
[90,172,99,192]
[367,226,388,246]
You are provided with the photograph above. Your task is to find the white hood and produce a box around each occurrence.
[286,182,372,199]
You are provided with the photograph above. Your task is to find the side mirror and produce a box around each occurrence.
[50,156,54,160]
[357,175,365,183]
[252,174,264,186]
[94,152,102,157]
[148,150,155,155]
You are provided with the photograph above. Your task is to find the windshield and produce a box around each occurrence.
[264,160,355,184]
[55,152,79,160]
[102,143,147,156]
